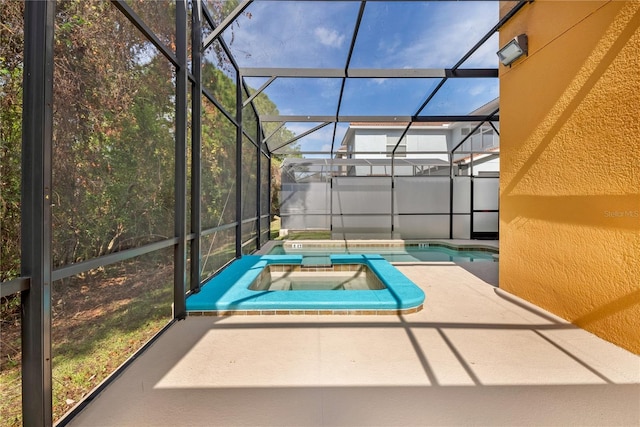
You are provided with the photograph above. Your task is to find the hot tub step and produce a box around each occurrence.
[301,255,332,267]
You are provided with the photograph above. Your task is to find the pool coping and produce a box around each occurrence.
[258,239,499,256]
[186,254,425,316]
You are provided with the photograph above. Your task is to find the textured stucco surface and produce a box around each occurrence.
[499,1,640,353]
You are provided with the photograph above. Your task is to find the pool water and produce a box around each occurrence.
[255,274,372,291]
[268,245,496,263]
[289,278,366,290]
[249,264,386,291]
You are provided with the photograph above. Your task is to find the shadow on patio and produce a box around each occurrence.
[68,263,640,426]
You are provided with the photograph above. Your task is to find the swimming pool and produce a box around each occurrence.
[268,242,497,263]
[186,254,425,315]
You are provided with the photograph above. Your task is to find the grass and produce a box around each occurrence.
[270,216,281,239]
[0,263,174,427]
[201,244,237,278]
[0,224,334,426]
[51,286,171,421]
[282,230,331,240]
[0,296,22,427]
[270,216,331,241]
[0,365,21,427]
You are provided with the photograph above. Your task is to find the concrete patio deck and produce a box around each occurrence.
[68,261,640,426]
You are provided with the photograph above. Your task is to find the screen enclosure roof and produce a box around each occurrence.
[202,0,529,157]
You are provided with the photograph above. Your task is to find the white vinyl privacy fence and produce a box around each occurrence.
[281,174,499,240]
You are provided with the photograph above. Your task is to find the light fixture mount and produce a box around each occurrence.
[497,34,528,67]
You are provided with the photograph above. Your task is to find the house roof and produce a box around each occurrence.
[282,158,450,168]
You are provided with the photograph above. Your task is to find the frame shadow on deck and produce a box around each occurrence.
[67,262,640,426]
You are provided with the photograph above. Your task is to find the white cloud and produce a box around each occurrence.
[221,2,356,67]
[377,34,402,55]
[287,123,324,135]
[281,124,338,154]
[314,27,346,48]
[383,4,499,68]
[222,2,500,120]
[468,84,487,97]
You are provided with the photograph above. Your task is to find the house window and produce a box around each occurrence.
[482,129,495,148]
[386,136,406,157]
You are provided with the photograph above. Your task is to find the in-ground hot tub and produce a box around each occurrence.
[249,263,386,291]
[186,254,424,315]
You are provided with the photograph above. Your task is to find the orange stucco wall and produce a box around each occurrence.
[499,1,640,354]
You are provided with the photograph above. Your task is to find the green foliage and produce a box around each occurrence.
[202,62,237,116]
[48,259,173,422]
[49,1,180,266]
[0,0,303,420]
[0,0,301,276]
[243,85,300,216]
[200,71,238,229]
[0,1,303,425]
[280,230,332,240]
[0,1,23,282]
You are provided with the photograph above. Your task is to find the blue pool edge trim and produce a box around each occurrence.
[186,254,425,312]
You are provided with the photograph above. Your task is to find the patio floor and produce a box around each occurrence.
[68,261,640,426]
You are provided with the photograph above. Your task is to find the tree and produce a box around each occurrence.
[51,1,177,265]
[0,0,24,282]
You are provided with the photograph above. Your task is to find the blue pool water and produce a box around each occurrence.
[268,245,496,263]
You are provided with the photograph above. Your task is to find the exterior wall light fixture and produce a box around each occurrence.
[497,34,528,66]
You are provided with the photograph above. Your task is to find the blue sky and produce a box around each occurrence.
[220,1,500,156]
